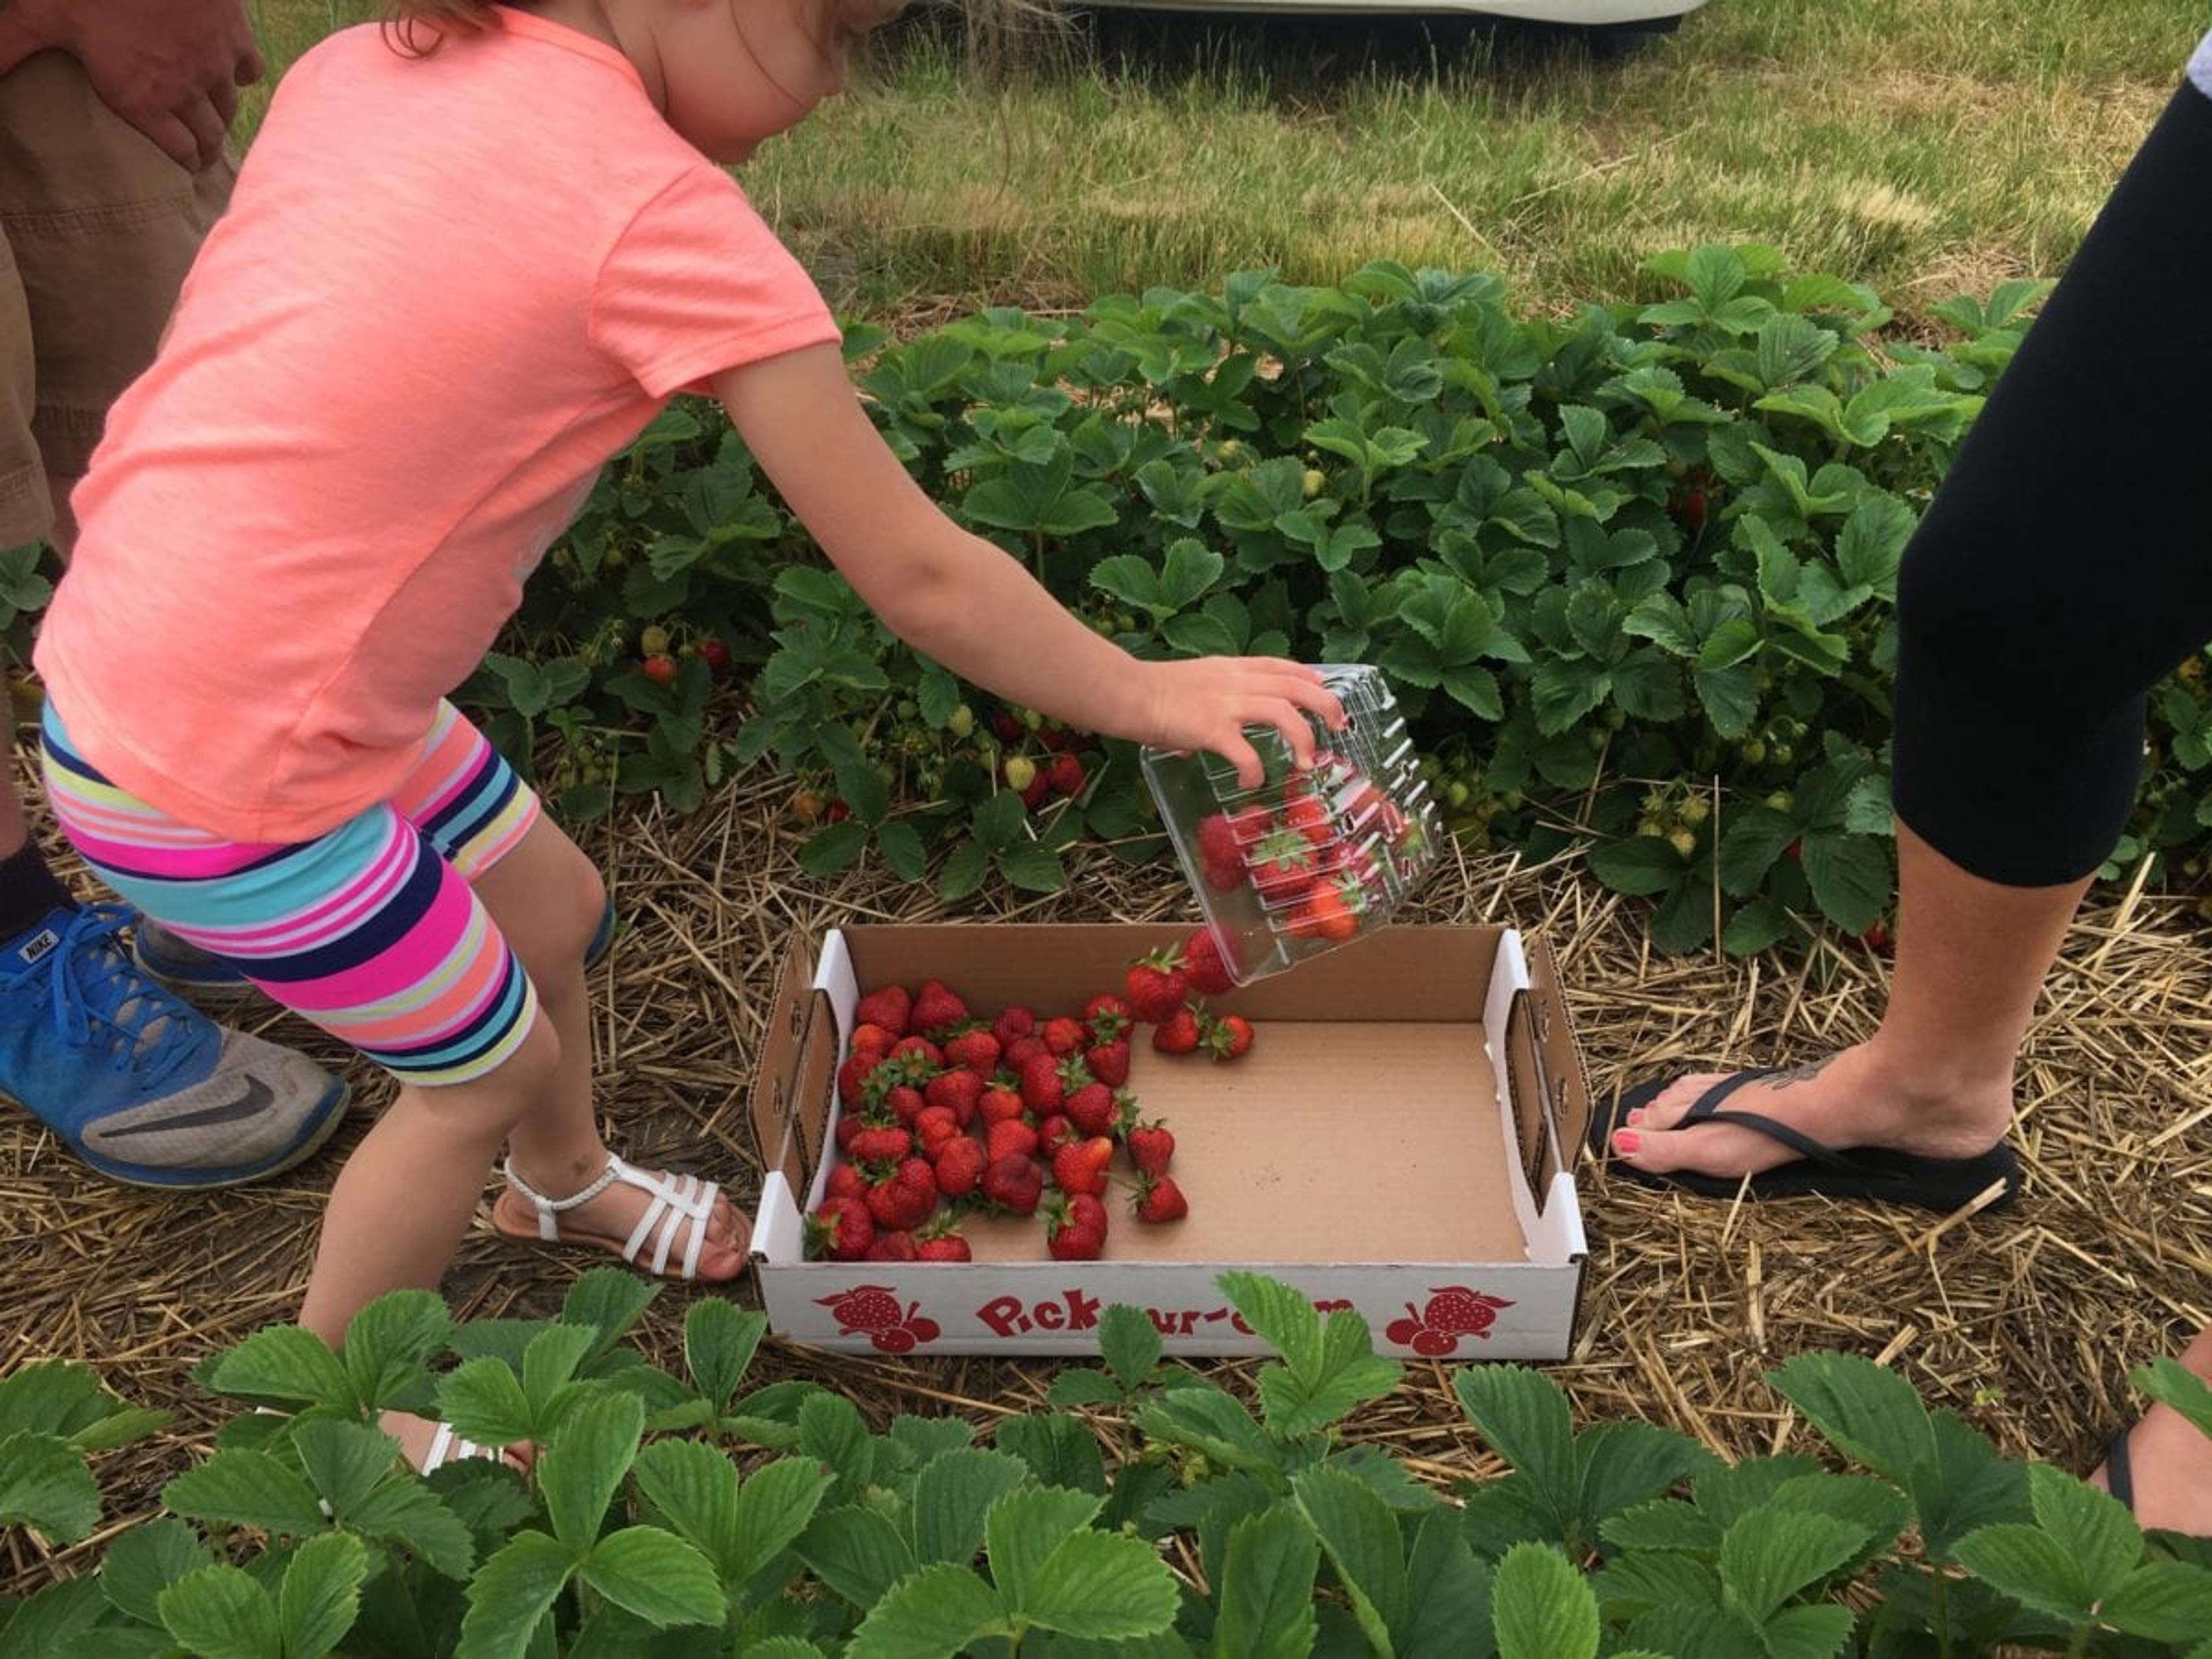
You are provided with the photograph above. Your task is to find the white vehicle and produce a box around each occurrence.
[1087,0,1706,26]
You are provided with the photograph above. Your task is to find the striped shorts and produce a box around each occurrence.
[41,700,543,1087]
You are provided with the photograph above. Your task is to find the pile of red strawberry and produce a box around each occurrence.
[1191,752,1428,951]
[805,933,1249,1266]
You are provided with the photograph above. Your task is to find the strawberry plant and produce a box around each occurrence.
[429,248,2080,950]
[21,255,2201,949]
[7,1271,2212,1657]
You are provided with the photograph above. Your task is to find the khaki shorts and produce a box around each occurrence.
[1,50,233,546]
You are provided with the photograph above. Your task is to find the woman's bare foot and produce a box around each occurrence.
[490,1156,749,1282]
[2092,1328,2212,1537]
[1609,1041,2014,1182]
[378,1410,532,1476]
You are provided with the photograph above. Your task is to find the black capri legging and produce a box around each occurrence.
[1891,72,2212,887]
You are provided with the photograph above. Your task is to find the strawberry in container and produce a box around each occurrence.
[1141,664,1440,986]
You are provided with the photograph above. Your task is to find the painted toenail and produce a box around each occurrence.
[1613,1130,1641,1154]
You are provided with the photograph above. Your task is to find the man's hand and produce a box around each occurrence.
[16,0,265,171]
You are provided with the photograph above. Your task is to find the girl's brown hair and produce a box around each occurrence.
[382,1,504,57]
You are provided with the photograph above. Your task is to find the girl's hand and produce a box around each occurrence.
[1135,658,1344,788]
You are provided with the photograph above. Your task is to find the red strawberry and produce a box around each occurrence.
[889,1036,943,1071]
[980,1154,1043,1215]
[849,1124,913,1165]
[1081,994,1132,1042]
[866,1161,937,1232]
[1250,831,1318,906]
[865,1229,918,1263]
[850,1022,896,1055]
[1018,1052,1066,1114]
[911,979,968,1036]
[1125,1119,1175,1177]
[1196,812,1243,891]
[986,1118,1040,1164]
[805,1197,874,1261]
[1183,927,1236,995]
[815,1283,902,1331]
[825,1161,868,1201]
[924,1070,983,1127]
[835,1114,866,1153]
[838,1052,887,1107]
[941,1028,1002,1074]
[1046,753,1086,797]
[1065,1081,1117,1138]
[914,1105,963,1158]
[991,1006,1036,1049]
[1039,723,1079,753]
[979,1075,1027,1125]
[1036,1113,1076,1152]
[1041,1016,1088,1056]
[990,711,1021,743]
[1124,946,1189,1024]
[1283,779,1332,846]
[1151,1006,1202,1056]
[1003,1035,1050,1071]
[916,1225,972,1263]
[1084,1039,1130,1089]
[1288,880,1361,943]
[932,1136,986,1199]
[1020,772,1049,810]
[854,986,912,1036]
[1201,1013,1254,1062]
[882,1084,927,1128]
[1132,1174,1188,1224]
[1051,1136,1115,1198]
[1045,1192,1109,1260]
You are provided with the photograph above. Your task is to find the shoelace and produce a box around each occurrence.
[29,904,198,1085]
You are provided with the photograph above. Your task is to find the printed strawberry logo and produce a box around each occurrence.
[815,1285,942,1353]
[1422,1287,1514,1335]
[1385,1286,1516,1355]
[816,1284,902,1332]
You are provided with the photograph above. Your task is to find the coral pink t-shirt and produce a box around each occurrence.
[37,11,840,842]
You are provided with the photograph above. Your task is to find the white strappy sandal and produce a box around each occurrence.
[419,1420,518,1475]
[496,1154,738,1281]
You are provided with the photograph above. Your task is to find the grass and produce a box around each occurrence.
[245,0,2205,320]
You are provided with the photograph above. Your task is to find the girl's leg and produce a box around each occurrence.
[382,709,744,1276]
[468,814,747,1276]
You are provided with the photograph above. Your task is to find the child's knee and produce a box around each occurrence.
[425,1012,565,1141]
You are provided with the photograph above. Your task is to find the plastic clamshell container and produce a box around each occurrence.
[1141,664,1441,986]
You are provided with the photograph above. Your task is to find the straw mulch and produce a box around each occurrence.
[5,762,2209,1597]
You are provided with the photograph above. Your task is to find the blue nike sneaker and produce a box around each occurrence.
[135,896,619,1004]
[0,903,349,1188]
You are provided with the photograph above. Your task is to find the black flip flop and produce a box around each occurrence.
[2105,1427,2137,1512]
[1590,1070,2023,1213]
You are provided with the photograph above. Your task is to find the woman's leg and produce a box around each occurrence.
[1616,69,2212,1525]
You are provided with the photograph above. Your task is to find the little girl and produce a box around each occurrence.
[33,0,1339,1469]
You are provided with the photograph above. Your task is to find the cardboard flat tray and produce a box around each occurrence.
[741,922,1593,1359]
